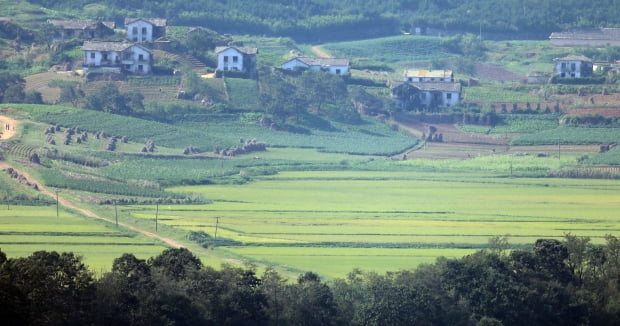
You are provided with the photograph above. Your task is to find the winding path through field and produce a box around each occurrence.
[0,114,189,250]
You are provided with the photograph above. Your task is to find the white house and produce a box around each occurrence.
[125,18,167,42]
[391,81,461,108]
[553,55,593,78]
[403,69,453,83]
[82,41,152,74]
[415,82,461,107]
[281,57,350,75]
[215,46,258,74]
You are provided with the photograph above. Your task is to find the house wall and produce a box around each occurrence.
[127,21,153,42]
[555,60,593,78]
[84,50,121,66]
[551,39,620,47]
[217,48,245,71]
[405,76,453,83]
[326,65,349,75]
[419,91,460,107]
[124,46,151,74]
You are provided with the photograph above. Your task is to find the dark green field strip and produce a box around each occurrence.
[0,231,134,237]
[230,242,532,249]
[0,242,158,246]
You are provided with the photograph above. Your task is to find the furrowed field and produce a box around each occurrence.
[0,205,168,273]
[118,170,620,278]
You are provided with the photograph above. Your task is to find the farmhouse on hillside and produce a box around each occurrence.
[48,20,115,42]
[82,41,152,74]
[215,46,258,76]
[125,18,167,42]
[403,69,453,83]
[281,57,350,75]
[549,28,620,47]
[553,55,593,78]
[391,81,461,108]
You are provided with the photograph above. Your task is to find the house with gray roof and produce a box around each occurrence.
[550,28,620,47]
[281,57,350,75]
[125,18,167,42]
[553,55,593,78]
[215,46,258,76]
[82,41,152,74]
[391,81,461,108]
[48,20,115,42]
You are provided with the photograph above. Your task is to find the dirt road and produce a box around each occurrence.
[0,114,187,249]
[0,115,18,140]
[311,45,331,58]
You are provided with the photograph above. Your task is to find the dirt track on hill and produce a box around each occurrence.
[311,45,331,58]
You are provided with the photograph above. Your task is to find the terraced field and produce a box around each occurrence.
[24,71,82,103]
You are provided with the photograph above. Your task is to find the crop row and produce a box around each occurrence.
[38,169,182,198]
[512,126,620,145]
[323,35,451,63]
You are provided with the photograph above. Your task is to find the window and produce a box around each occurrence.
[90,52,95,59]
[232,56,238,63]
[335,69,341,75]
[446,93,452,99]
[571,63,576,70]
[224,56,228,62]
[138,65,143,72]
[138,54,144,61]
[132,27,138,35]
[142,27,147,35]
[125,64,131,70]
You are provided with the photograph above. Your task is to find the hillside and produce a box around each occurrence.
[6,0,620,42]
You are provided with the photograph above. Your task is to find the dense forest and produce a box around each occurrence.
[2,235,620,326]
[26,0,620,41]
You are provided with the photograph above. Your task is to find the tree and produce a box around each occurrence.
[85,82,132,115]
[0,72,24,103]
[2,84,25,103]
[1,251,95,326]
[59,84,84,107]
[24,90,44,104]
[148,247,202,281]
[392,82,421,111]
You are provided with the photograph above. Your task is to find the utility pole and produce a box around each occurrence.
[214,216,220,247]
[155,203,159,232]
[55,189,59,217]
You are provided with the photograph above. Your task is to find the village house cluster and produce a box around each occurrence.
[46,19,620,110]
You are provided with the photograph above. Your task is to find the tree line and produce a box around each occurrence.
[25,0,620,41]
[2,234,620,325]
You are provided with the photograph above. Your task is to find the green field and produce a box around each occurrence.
[107,170,620,278]
[0,205,168,272]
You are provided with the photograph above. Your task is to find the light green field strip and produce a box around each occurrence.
[226,247,479,278]
[126,171,620,277]
[0,206,169,272]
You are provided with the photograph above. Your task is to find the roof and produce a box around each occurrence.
[403,69,452,78]
[392,81,461,93]
[215,46,258,55]
[550,28,620,41]
[82,41,151,53]
[48,20,115,30]
[124,18,167,27]
[292,57,350,67]
[553,55,593,62]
